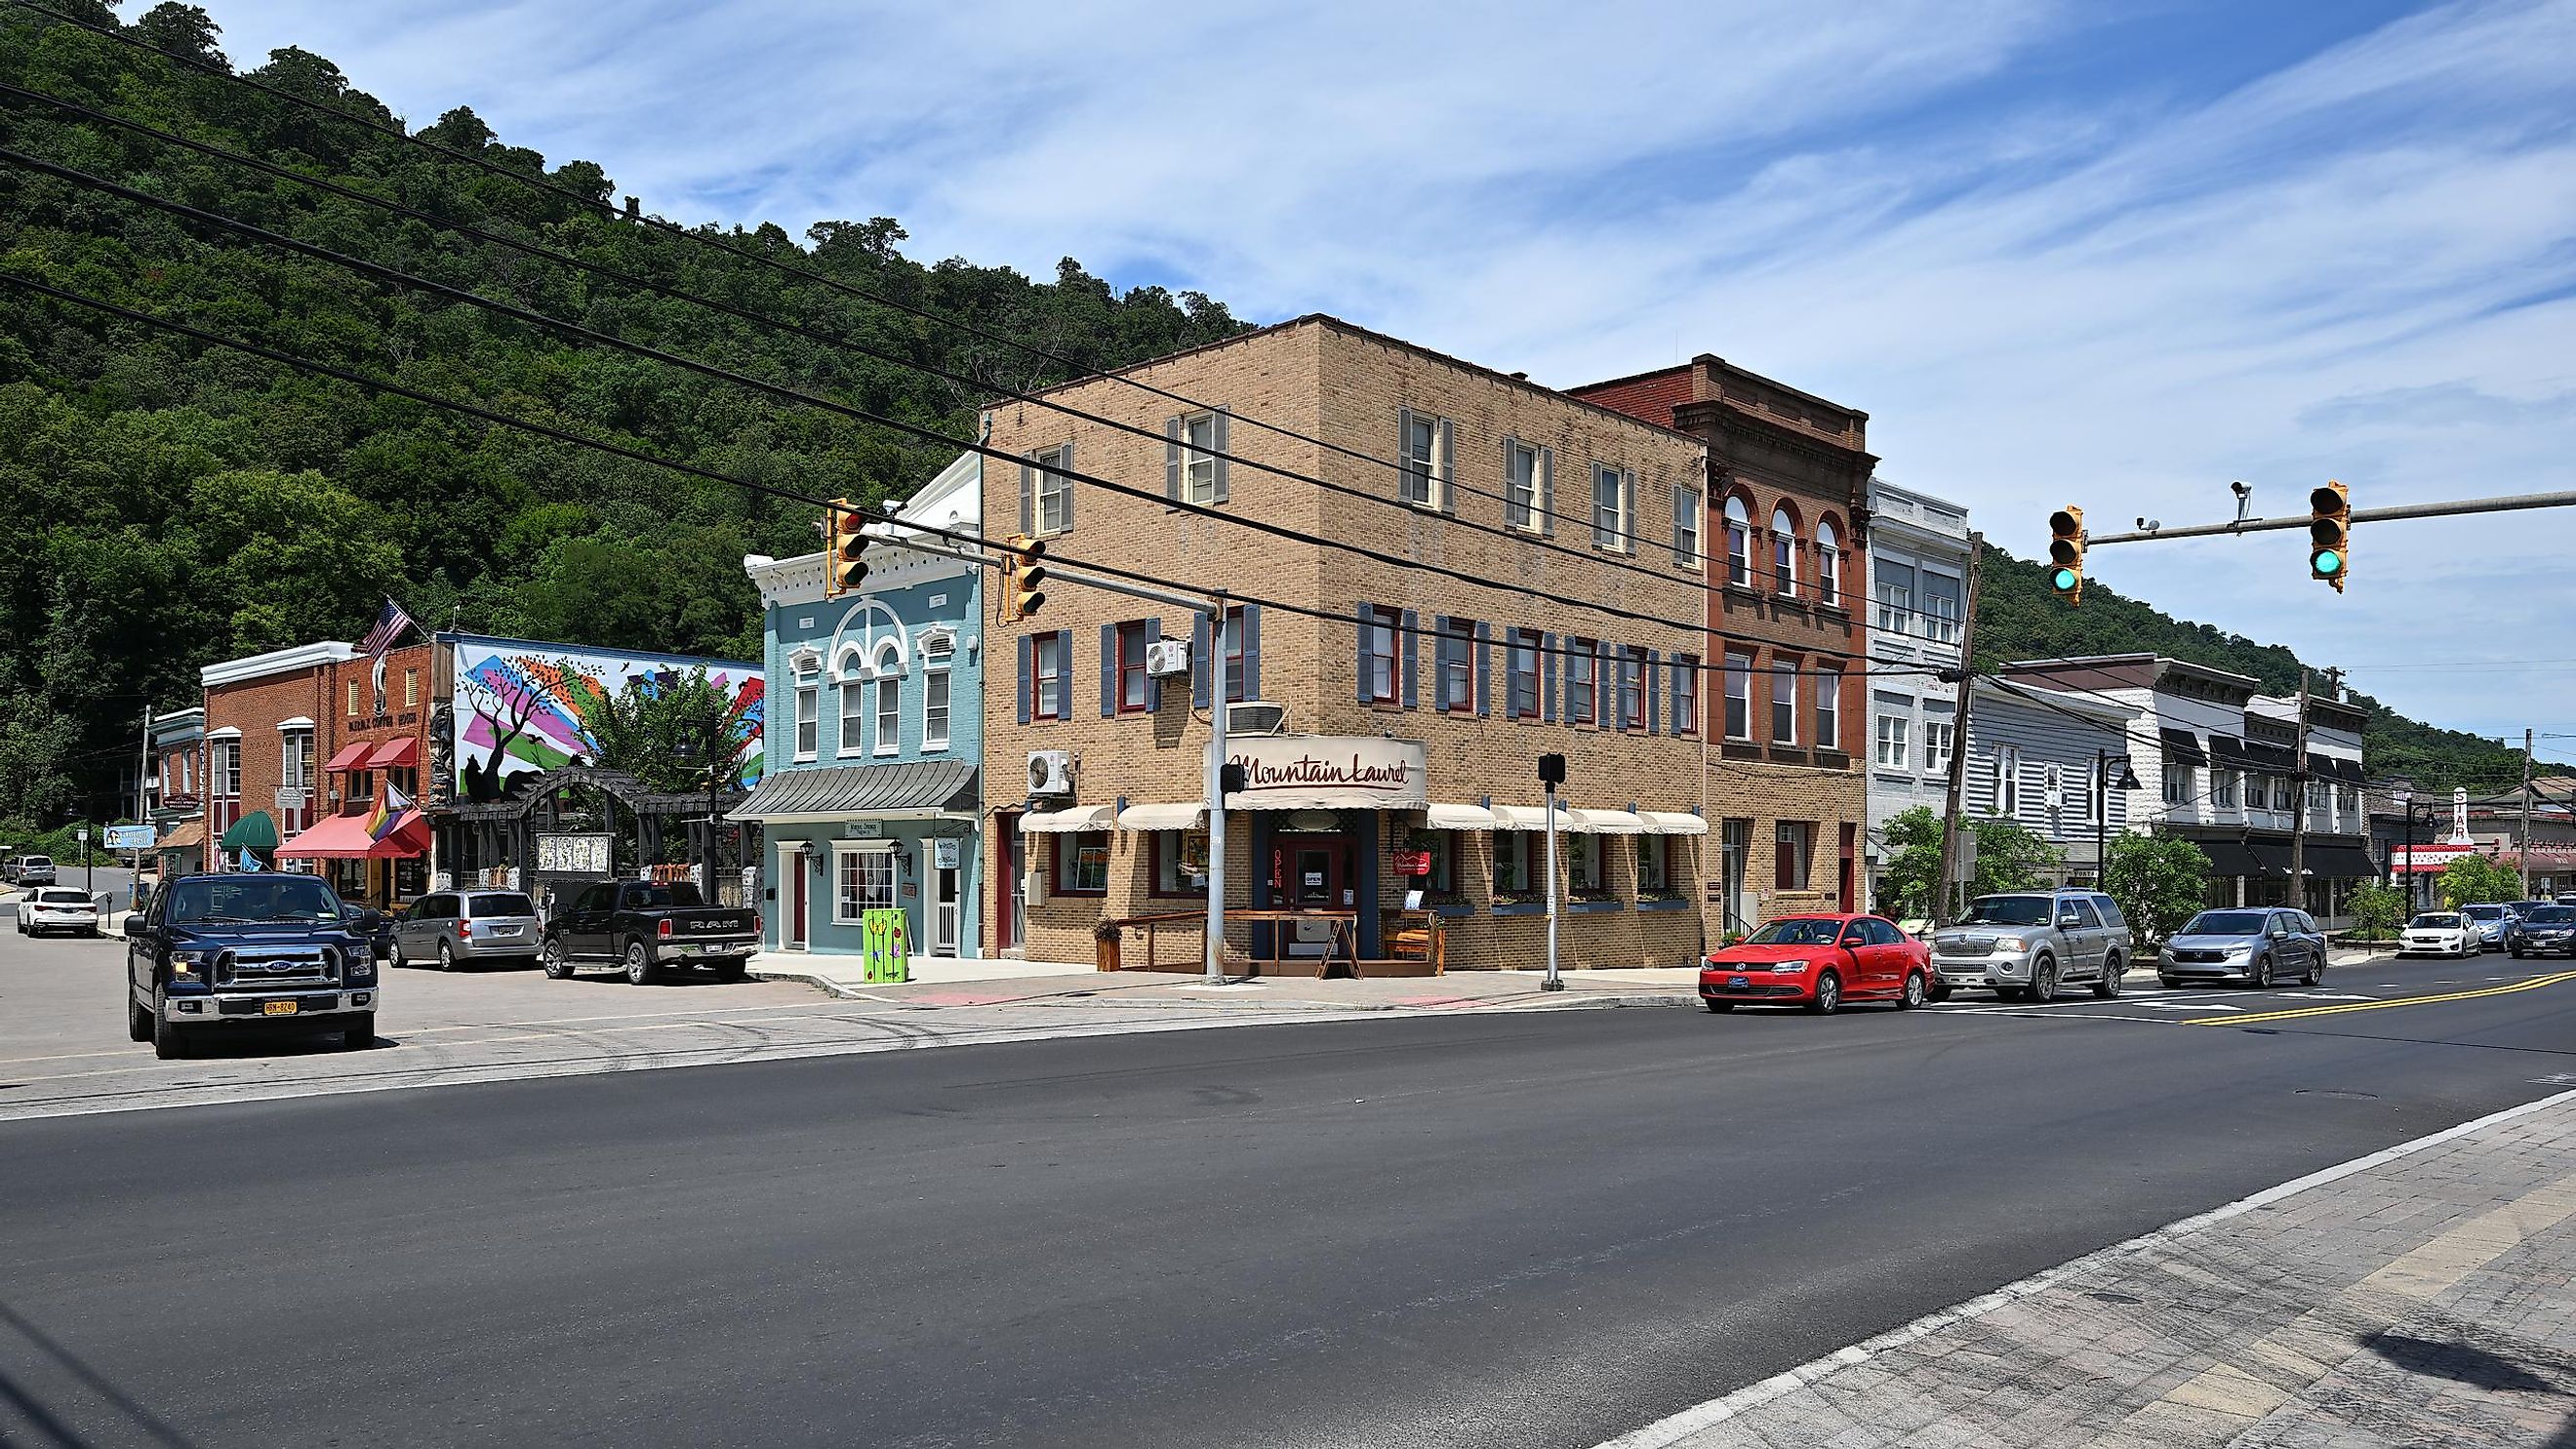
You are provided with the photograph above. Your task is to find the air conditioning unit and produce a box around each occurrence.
[1227,701,1288,737]
[1145,638,1191,678]
[1026,749,1075,798]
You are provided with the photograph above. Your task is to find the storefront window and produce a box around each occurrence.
[1493,831,1538,896]
[1566,833,1605,894]
[1055,831,1109,895]
[1152,830,1209,896]
[1638,835,1670,894]
[835,846,895,921]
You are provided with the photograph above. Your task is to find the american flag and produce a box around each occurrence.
[359,596,415,659]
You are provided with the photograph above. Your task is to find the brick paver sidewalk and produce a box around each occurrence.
[1611,1093,2576,1448]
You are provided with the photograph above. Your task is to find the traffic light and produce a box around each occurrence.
[2047,505,2084,606]
[2309,481,2350,592]
[824,498,869,597]
[999,535,1047,622]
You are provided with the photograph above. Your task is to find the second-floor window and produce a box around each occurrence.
[1508,629,1541,719]
[1400,411,1449,509]
[794,682,820,759]
[2163,762,2188,806]
[1436,618,1473,713]
[1117,623,1151,713]
[1505,440,1546,532]
[1876,714,1910,768]
[1673,655,1699,737]
[1815,666,1841,751]
[1672,485,1702,569]
[1816,521,1842,608]
[1769,660,1798,744]
[1181,413,1220,504]
[1924,720,1954,774]
[1621,646,1648,731]
[1222,604,1249,704]
[1724,497,1751,585]
[213,740,239,798]
[2213,770,2238,808]
[873,677,900,755]
[1923,571,1962,645]
[1877,561,1913,635]
[923,668,950,751]
[1998,745,2023,816]
[1567,641,1598,726]
[1771,508,1797,595]
[2272,776,2293,811]
[1724,651,1753,740]
[1033,634,1065,720]
[838,679,865,756]
[346,679,362,717]
[1592,465,1630,550]
[1363,607,1400,704]
[1032,445,1073,536]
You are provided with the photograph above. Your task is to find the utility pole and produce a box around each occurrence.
[2289,669,2310,917]
[1931,532,1984,926]
[136,704,153,895]
[2521,728,2537,899]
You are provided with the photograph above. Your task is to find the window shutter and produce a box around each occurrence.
[1059,444,1074,530]
[1019,457,1034,538]
[1100,624,1116,718]
[1212,410,1230,504]
[1149,617,1166,710]
[1501,434,1520,524]
[1624,470,1637,549]
[1241,602,1260,698]
[1645,650,1661,735]
[1396,407,1415,501]
[1473,622,1492,716]
[1057,629,1073,708]
[1353,603,1374,704]
[1541,633,1557,723]
[1672,487,1693,567]
[1400,609,1419,708]
[1015,636,1031,725]
[1596,639,1614,723]
[1438,418,1454,512]
[1539,447,1555,537]
[1191,612,1212,710]
[1165,418,1183,503]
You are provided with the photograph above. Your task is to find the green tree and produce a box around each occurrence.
[1876,806,2063,920]
[2343,882,2405,942]
[580,666,749,795]
[2436,854,2521,910]
[2104,832,2211,948]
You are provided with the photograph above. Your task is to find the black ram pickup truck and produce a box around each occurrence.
[540,880,760,985]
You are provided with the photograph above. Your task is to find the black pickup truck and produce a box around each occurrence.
[125,871,384,1059]
[540,880,760,985]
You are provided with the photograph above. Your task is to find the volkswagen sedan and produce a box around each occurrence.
[1700,913,1930,1015]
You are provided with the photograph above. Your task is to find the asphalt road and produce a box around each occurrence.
[3,960,2571,1448]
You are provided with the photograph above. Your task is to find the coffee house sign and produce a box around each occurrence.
[1224,736,1428,811]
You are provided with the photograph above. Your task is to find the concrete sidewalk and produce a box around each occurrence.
[1608,1090,2576,1449]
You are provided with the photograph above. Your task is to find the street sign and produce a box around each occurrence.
[104,825,156,850]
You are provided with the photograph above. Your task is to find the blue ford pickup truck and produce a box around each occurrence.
[125,872,384,1060]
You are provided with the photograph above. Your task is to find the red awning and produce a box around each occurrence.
[276,810,428,860]
[365,737,420,770]
[323,742,373,774]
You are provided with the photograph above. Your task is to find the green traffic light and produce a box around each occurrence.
[2312,549,2344,576]
[2051,567,2078,592]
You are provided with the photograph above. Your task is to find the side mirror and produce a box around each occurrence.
[2057,912,2082,929]
[357,909,385,934]
[122,916,147,939]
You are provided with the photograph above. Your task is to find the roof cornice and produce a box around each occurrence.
[201,641,356,688]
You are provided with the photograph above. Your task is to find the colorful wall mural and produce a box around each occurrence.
[443,633,765,804]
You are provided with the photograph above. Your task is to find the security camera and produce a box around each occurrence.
[2231,480,2251,498]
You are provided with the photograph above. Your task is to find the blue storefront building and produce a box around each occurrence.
[733,454,984,963]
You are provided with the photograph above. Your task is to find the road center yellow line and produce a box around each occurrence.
[2204,970,2576,1026]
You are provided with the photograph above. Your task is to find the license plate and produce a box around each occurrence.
[262,1000,299,1017]
[1727,976,1751,989]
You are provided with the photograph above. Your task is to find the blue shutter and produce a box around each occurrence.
[1541,632,1557,723]
[1057,629,1073,712]
[1400,610,1419,708]
[1473,622,1492,717]
[1100,624,1117,718]
[1597,640,1614,726]
[1242,603,1260,700]
[1646,649,1661,736]
[1015,636,1031,725]
[1191,612,1211,710]
[1353,603,1375,704]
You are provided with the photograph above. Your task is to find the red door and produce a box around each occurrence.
[1834,920,1880,996]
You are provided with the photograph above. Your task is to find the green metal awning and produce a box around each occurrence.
[220,809,278,851]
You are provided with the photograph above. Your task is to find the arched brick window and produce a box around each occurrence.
[1769,504,1800,596]
[1815,516,1843,608]
[1723,495,1752,587]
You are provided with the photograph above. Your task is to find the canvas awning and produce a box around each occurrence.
[366,737,420,770]
[2308,843,2380,878]
[277,810,428,861]
[2159,727,2207,765]
[323,742,373,774]
[1117,803,1206,831]
[727,759,977,823]
[1638,812,1711,835]
[1491,803,1584,831]
[219,810,278,851]
[1021,804,1116,833]
[2206,735,2255,767]
[1572,809,1647,834]
[2194,840,2263,877]
[1422,803,1496,830]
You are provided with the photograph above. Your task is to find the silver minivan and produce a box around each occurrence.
[389,889,543,970]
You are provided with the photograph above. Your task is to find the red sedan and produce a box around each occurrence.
[1699,913,1932,1015]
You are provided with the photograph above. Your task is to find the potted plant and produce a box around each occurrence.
[1093,916,1123,972]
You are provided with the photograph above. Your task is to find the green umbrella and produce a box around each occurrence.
[221,809,279,852]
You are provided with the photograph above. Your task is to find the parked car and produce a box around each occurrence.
[2507,905,2576,959]
[2161,907,2330,986]
[1700,913,1930,1015]
[123,872,382,1060]
[2397,911,2481,960]
[1928,890,2134,1001]
[19,886,101,937]
[539,879,760,985]
[2457,903,2514,951]
[17,855,57,887]
[389,889,543,970]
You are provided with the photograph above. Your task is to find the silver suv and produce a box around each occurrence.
[1930,890,2134,1002]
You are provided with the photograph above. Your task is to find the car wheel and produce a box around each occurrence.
[127,998,152,1043]
[342,1013,375,1050]
[1703,999,1733,1013]
[624,940,656,986]
[437,939,458,973]
[2249,954,2274,988]
[2029,956,2058,1004]
[541,940,573,980]
[151,1012,191,1061]
[2093,954,2124,998]
[388,939,407,970]
[1897,972,1926,1011]
[2302,953,2322,986]
[1805,971,1842,1015]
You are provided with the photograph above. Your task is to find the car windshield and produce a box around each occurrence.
[2185,911,2270,936]
[2460,906,2505,921]
[2526,906,2575,925]
[467,892,536,916]
[165,875,347,926]
[1958,896,2052,926]
[1746,918,1846,946]
[2410,914,2461,929]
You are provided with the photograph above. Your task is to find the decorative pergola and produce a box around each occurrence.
[431,766,752,910]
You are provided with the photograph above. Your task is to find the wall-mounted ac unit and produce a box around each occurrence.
[1227,701,1288,737]
[1026,749,1075,798]
[1145,638,1191,678]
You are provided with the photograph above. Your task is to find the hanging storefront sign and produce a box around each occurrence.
[932,837,962,869]
[534,832,611,874]
[1224,736,1428,811]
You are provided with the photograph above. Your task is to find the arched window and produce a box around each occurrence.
[1815,519,1841,608]
[1771,507,1797,596]
[1723,497,1751,586]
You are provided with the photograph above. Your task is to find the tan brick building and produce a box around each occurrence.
[980,316,1713,971]
[1571,356,1875,935]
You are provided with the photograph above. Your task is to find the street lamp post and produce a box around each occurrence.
[2393,786,2418,916]
[2095,751,2139,895]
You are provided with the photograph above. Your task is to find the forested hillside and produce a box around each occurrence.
[1974,543,2534,791]
[0,1,1244,826]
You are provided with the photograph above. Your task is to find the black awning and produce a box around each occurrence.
[2194,840,2263,877]
[2207,734,2254,767]
[2159,727,2207,765]
[2308,843,2381,878]
[2243,841,2296,877]
[2246,743,2298,772]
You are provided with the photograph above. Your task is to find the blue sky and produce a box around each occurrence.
[198,0,2576,765]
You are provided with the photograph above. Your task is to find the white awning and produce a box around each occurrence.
[1423,803,1496,830]
[1638,811,1711,836]
[1116,802,1206,831]
[1573,809,1647,835]
[1491,803,1583,831]
[1020,804,1116,833]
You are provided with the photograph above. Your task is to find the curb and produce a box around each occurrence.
[749,966,1707,1016]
